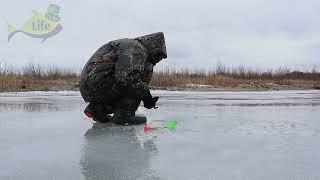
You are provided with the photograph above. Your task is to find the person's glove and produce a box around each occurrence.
[143,96,159,109]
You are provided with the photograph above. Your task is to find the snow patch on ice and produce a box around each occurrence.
[186,83,213,88]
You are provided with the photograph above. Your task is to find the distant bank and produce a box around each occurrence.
[0,62,319,92]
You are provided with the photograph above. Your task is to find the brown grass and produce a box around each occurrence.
[150,63,320,90]
[0,61,78,92]
[1,61,320,92]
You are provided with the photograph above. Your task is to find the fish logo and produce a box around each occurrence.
[6,4,63,43]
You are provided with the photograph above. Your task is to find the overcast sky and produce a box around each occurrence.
[0,0,319,70]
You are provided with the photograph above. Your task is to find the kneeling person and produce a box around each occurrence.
[80,32,167,125]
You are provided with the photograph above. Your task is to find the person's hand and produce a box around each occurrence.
[143,96,159,109]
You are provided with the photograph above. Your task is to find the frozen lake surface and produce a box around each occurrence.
[0,90,319,180]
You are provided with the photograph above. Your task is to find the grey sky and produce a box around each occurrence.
[1,0,319,70]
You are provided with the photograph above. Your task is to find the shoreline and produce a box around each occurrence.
[1,83,319,93]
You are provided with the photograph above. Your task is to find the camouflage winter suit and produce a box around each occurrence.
[80,32,167,124]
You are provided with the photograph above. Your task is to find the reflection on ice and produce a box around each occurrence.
[0,91,84,112]
[81,123,160,180]
[0,103,57,112]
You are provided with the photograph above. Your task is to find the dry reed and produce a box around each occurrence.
[0,61,78,92]
[1,60,319,92]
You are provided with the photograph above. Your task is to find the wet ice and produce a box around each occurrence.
[0,90,319,180]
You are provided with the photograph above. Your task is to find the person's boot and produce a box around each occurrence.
[111,109,147,125]
[84,103,112,123]
[130,115,147,125]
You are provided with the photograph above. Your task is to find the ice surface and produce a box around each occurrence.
[0,90,319,180]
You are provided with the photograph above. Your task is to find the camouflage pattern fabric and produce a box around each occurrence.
[80,32,167,124]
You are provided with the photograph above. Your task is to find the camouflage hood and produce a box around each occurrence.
[135,32,167,65]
